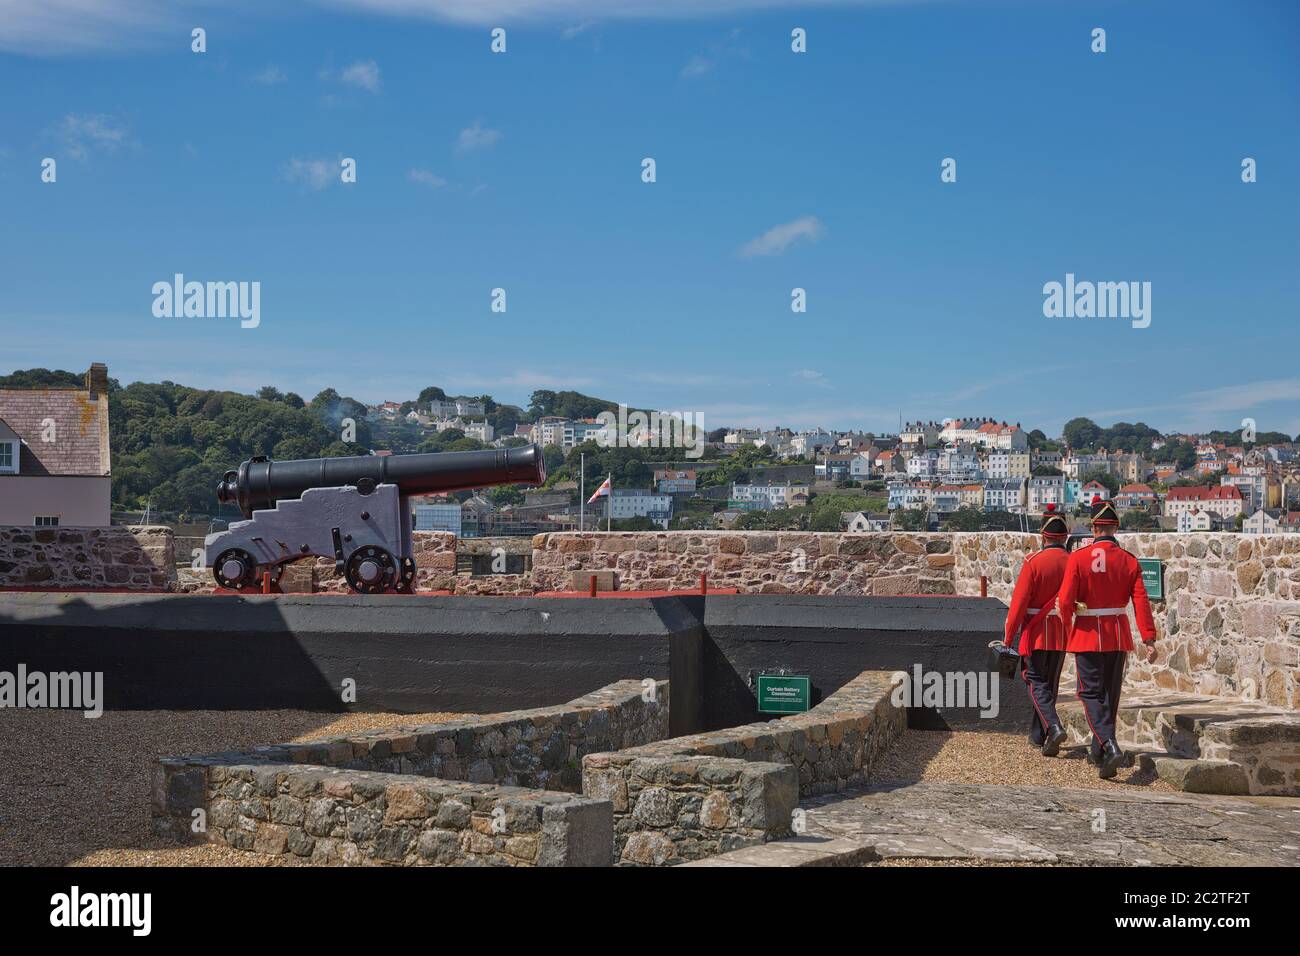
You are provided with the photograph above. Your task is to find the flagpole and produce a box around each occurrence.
[607,472,612,532]
[580,452,585,532]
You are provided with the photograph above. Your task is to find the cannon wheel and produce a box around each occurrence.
[344,546,398,594]
[213,548,258,590]
[395,556,417,594]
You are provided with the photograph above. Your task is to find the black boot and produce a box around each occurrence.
[1099,739,1124,780]
[1042,724,1067,757]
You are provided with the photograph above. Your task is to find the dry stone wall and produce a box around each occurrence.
[0,525,173,590]
[582,670,904,866]
[531,531,957,596]
[200,764,611,866]
[153,679,667,865]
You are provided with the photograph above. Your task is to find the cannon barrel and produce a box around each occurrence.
[217,443,547,518]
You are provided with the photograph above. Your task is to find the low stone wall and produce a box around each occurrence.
[153,679,668,864]
[532,531,957,595]
[0,525,173,590]
[201,764,611,866]
[582,670,904,866]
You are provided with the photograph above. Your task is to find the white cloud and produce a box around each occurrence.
[0,0,182,55]
[408,168,447,187]
[281,157,336,191]
[1,2,900,55]
[738,215,823,257]
[561,21,594,39]
[680,54,715,78]
[456,120,502,152]
[793,368,831,389]
[53,113,130,160]
[340,59,381,92]
[251,65,287,85]
[1087,378,1300,427]
[311,2,891,29]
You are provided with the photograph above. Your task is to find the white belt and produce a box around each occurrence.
[1026,607,1059,616]
[1076,606,1127,617]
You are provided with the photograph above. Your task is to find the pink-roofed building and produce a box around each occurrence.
[0,364,112,526]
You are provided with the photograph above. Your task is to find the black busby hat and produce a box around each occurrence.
[1040,502,1069,537]
[1089,494,1119,524]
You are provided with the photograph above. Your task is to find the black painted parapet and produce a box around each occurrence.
[0,592,698,718]
[0,592,1022,732]
[701,595,1029,732]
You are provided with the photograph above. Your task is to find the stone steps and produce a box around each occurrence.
[1057,692,1299,796]
[684,781,1300,868]
[1133,753,1251,795]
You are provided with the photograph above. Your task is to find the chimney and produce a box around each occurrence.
[86,363,109,399]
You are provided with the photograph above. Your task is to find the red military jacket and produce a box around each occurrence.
[1004,542,1069,655]
[1056,536,1157,653]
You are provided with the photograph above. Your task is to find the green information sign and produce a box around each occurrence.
[1138,558,1164,601]
[757,674,811,714]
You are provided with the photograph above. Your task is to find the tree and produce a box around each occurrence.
[1027,429,1063,452]
[1152,439,1196,471]
[417,385,447,405]
[610,516,655,531]
[1062,417,1103,451]
[943,507,984,532]
[892,508,927,531]
[1121,510,1156,531]
[543,444,566,476]
[0,367,88,388]
[670,513,712,531]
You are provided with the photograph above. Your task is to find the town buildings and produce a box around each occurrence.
[1164,485,1245,523]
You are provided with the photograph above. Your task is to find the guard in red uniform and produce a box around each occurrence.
[1004,504,1071,755]
[1057,496,1158,779]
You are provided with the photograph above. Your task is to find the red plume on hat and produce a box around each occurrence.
[1090,494,1119,524]
[1040,501,1068,537]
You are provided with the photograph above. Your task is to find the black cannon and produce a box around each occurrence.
[204,444,546,593]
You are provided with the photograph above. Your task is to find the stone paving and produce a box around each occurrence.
[685,781,1300,867]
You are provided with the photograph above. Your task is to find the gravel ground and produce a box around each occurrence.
[2,714,1167,868]
[872,729,1173,792]
[0,709,464,867]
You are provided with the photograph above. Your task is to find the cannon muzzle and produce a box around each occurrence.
[217,443,547,518]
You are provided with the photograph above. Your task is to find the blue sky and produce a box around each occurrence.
[1,0,1297,437]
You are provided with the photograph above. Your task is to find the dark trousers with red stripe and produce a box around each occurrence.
[1022,650,1066,745]
[1075,651,1127,757]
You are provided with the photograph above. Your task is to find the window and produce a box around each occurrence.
[0,440,15,473]
[34,516,59,527]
